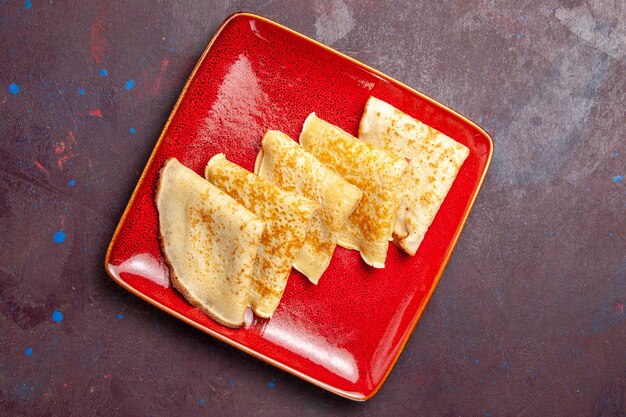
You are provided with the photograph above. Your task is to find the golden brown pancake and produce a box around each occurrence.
[156,158,265,328]
[300,114,409,268]
[358,96,469,255]
[206,154,318,318]
[255,130,362,283]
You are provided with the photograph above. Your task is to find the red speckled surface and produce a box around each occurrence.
[106,13,491,399]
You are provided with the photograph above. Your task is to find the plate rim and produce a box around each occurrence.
[104,11,494,401]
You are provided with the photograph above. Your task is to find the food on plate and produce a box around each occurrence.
[255,130,362,284]
[154,98,468,327]
[358,96,469,256]
[205,153,318,317]
[155,158,265,328]
[300,113,409,268]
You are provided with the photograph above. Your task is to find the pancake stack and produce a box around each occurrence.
[156,97,469,327]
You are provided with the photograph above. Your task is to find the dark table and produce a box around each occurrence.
[1,1,624,416]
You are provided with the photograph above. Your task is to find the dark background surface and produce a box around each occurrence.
[1,1,624,416]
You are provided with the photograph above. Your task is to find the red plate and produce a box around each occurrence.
[105,12,493,400]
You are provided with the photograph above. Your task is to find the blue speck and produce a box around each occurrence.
[125,79,136,90]
[199,398,205,405]
[502,360,510,370]
[53,229,66,243]
[8,83,19,94]
[33,203,38,209]
[463,356,468,361]
[608,232,614,237]
[267,378,276,388]
[52,310,64,323]
[78,88,85,95]
[612,151,619,158]
[129,127,136,134]
[24,347,33,356]
[68,180,75,187]
[520,15,526,21]
[475,359,480,364]
[612,175,623,183]
[117,313,123,320]
[25,0,31,9]
[516,33,523,39]
[99,69,108,77]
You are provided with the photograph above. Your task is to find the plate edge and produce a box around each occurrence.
[103,11,495,402]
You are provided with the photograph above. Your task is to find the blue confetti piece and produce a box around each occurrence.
[267,378,276,388]
[79,88,85,95]
[612,151,619,158]
[24,347,33,356]
[199,398,205,405]
[502,360,510,370]
[52,310,64,323]
[129,127,136,134]
[68,180,75,187]
[25,0,31,9]
[53,229,66,243]
[117,313,123,320]
[125,79,136,90]
[99,69,108,77]
[612,175,623,183]
[8,83,19,94]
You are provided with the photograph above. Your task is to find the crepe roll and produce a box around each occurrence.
[156,158,265,328]
[300,114,409,268]
[205,154,318,318]
[255,130,362,283]
[358,97,469,256]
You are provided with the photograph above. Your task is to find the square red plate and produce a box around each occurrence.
[105,12,493,401]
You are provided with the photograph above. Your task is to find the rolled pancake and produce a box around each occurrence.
[255,130,362,284]
[300,114,409,268]
[156,158,265,328]
[205,154,318,318]
[358,96,470,255]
